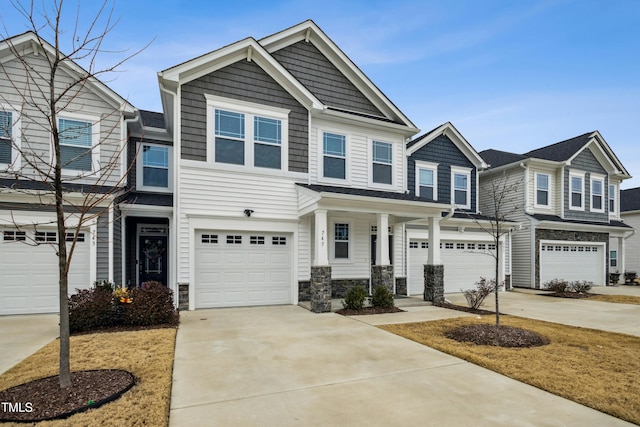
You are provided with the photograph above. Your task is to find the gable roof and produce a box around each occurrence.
[407,122,488,169]
[621,187,640,212]
[480,131,630,179]
[158,20,418,135]
[0,31,136,115]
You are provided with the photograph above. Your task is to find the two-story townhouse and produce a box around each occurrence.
[479,131,633,289]
[405,122,516,295]
[156,20,493,312]
[610,187,640,278]
[0,32,137,315]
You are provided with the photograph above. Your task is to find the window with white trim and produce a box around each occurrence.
[59,117,96,172]
[415,161,438,200]
[570,173,584,210]
[372,140,392,185]
[610,250,618,268]
[137,144,172,191]
[323,132,346,180]
[535,173,549,207]
[333,223,350,259]
[609,184,616,213]
[207,95,289,170]
[451,167,471,209]
[0,109,20,168]
[591,176,604,212]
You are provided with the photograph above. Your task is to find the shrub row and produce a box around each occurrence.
[69,281,179,333]
[341,285,395,310]
[544,279,593,294]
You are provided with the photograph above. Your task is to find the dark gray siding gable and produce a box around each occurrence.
[271,41,384,118]
[181,60,309,173]
[407,134,477,210]
[564,148,609,222]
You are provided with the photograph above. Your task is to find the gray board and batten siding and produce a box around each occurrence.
[564,148,609,223]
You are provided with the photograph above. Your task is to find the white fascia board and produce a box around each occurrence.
[159,38,322,111]
[260,21,416,129]
[407,122,487,168]
[315,107,419,137]
[536,219,631,233]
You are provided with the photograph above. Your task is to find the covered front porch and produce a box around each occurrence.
[296,184,454,312]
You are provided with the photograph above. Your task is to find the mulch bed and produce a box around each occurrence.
[0,369,135,422]
[335,306,405,316]
[434,302,500,316]
[445,324,550,347]
[539,292,593,299]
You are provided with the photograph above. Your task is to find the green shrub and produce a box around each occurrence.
[124,282,178,326]
[371,285,394,308]
[341,285,367,310]
[69,287,117,333]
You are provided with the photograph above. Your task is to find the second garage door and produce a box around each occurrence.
[539,242,605,287]
[195,231,293,308]
[408,240,497,295]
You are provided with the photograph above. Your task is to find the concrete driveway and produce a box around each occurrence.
[446,286,640,337]
[0,314,59,375]
[170,305,633,426]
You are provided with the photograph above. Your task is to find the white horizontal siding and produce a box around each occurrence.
[528,165,560,215]
[621,213,640,273]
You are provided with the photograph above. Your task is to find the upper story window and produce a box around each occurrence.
[569,172,584,210]
[371,140,392,185]
[415,161,438,200]
[451,166,471,209]
[609,184,616,213]
[59,118,95,172]
[137,143,172,192]
[0,107,20,169]
[323,132,346,180]
[206,95,289,171]
[535,173,549,207]
[591,176,604,213]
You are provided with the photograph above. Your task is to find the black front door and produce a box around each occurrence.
[139,235,168,286]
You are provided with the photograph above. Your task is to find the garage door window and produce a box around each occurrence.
[272,236,287,245]
[35,232,57,243]
[227,235,242,244]
[3,230,26,241]
[65,232,85,242]
[250,236,265,245]
[202,234,218,244]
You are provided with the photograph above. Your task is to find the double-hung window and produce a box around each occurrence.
[372,140,392,185]
[591,176,604,212]
[451,167,471,209]
[138,144,172,191]
[208,95,289,170]
[570,173,584,210]
[214,109,245,165]
[323,132,346,179]
[415,161,438,200]
[334,222,350,259]
[59,118,94,172]
[0,110,13,165]
[610,250,618,268]
[535,173,549,207]
[609,184,616,213]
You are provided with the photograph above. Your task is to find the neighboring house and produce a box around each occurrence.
[611,187,640,276]
[156,20,506,311]
[479,131,634,289]
[0,32,136,315]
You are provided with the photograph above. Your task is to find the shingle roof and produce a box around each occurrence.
[523,132,593,162]
[479,149,528,168]
[0,178,117,194]
[529,213,632,229]
[140,110,166,129]
[297,183,449,204]
[119,192,173,207]
[621,187,640,212]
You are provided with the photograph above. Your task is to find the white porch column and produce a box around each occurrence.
[428,216,441,265]
[618,236,626,285]
[376,213,390,265]
[314,210,329,266]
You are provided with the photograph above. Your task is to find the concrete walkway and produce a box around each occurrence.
[0,314,59,375]
[170,305,634,426]
[445,286,640,337]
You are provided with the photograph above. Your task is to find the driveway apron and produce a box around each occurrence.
[169,305,632,426]
[0,314,59,375]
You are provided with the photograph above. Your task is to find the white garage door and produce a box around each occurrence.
[409,240,496,295]
[195,231,292,308]
[540,242,604,287]
[0,229,91,315]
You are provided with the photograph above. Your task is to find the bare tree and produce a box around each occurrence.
[472,172,522,327]
[0,0,145,388]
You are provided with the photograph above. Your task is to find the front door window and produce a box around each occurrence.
[139,235,168,285]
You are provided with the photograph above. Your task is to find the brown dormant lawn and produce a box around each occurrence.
[0,328,176,426]
[380,316,640,425]
[589,293,640,305]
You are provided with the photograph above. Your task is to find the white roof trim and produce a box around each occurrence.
[407,122,488,168]
[566,131,631,179]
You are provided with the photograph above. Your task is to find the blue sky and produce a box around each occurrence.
[2,0,639,188]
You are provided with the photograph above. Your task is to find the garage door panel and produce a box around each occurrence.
[196,231,292,308]
[540,242,604,286]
